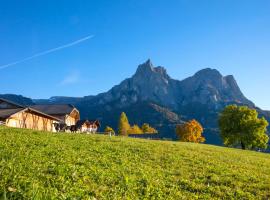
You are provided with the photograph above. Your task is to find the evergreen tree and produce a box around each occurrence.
[118,112,130,136]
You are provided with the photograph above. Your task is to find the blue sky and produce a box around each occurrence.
[1,0,270,109]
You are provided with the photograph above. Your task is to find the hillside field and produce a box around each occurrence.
[0,127,270,199]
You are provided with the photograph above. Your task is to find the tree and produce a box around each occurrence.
[104,126,115,135]
[175,120,205,143]
[127,125,143,134]
[118,112,130,136]
[219,105,269,150]
[141,123,158,134]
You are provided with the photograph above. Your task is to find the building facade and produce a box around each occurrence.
[30,104,80,126]
[76,119,101,133]
[0,98,60,132]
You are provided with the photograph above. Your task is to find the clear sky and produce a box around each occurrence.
[1,0,270,109]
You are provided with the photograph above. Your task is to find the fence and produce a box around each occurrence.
[0,121,6,126]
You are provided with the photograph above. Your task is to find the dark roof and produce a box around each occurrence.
[27,108,61,121]
[76,119,101,127]
[76,119,89,127]
[0,98,25,108]
[88,119,101,127]
[0,107,61,121]
[92,120,101,127]
[30,104,77,115]
[0,108,25,119]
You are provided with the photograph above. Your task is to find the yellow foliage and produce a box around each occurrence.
[141,123,158,134]
[176,119,205,143]
[104,126,115,135]
[127,124,143,134]
[118,112,130,136]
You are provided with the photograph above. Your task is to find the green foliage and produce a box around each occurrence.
[127,124,143,134]
[141,123,158,134]
[0,127,270,199]
[219,105,269,150]
[104,126,115,135]
[118,112,130,136]
[176,119,205,143]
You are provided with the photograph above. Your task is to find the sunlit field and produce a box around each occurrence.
[0,127,269,199]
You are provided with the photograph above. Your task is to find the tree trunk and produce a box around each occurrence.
[241,141,246,150]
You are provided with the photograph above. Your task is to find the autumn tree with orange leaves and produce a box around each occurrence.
[175,120,205,143]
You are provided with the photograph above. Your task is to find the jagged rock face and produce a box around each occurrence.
[74,59,256,139]
[31,60,252,116]
[4,60,266,144]
[178,68,254,109]
[92,60,253,113]
[77,60,262,144]
[96,59,180,109]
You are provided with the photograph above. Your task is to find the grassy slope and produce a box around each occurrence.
[0,127,269,199]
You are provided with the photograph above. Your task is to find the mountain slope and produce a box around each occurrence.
[73,60,261,143]
[1,60,269,144]
[0,94,34,106]
[77,101,183,138]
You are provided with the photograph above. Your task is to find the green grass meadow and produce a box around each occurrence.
[0,127,270,199]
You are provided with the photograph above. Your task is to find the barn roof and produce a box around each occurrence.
[26,108,61,121]
[30,104,78,115]
[0,108,25,120]
[0,107,60,121]
[76,119,89,127]
[89,120,101,127]
[76,119,101,127]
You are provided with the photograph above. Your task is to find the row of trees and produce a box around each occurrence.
[103,105,269,150]
[175,105,269,150]
[104,112,158,136]
[118,112,158,135]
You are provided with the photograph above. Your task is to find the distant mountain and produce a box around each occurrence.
[0,94,34,106]
[34,96,85,105]
[2,60,269,145]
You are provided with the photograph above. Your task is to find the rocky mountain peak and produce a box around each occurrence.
[135,59,154,75]
[178,67,254,108]
[225,75,238,86]
[134,59,170,79]
[5,60,266,144]
[194,68,222,79]
[154,66,167,76]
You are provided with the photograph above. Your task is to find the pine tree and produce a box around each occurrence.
[118,112,130,136]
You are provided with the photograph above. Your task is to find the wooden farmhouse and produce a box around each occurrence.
[30,104,80,126]
[76,119,101,133]
[0,98,60,132]
[0,98,103,134]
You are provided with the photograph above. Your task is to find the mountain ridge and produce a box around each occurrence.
[1,60,269,145]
